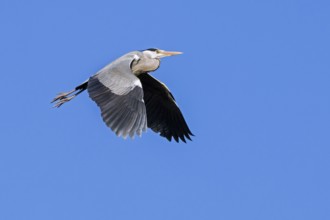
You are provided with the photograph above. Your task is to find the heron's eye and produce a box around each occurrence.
[156,50,160,53]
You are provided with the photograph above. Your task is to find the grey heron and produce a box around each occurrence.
[52,48,193,142]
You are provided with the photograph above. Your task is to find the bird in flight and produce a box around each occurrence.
[52,48,193,142]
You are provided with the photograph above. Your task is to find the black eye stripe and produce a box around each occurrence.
[145,48,158,52]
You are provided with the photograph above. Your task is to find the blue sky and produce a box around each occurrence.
[1,0,329,219]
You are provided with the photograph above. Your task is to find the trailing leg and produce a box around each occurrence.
[51,80,88,108]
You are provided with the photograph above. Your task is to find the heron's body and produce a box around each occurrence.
[52,49,193,142]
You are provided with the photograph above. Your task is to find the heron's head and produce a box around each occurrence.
[142,48,183,59]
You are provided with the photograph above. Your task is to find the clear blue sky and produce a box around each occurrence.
[1,0,329,219]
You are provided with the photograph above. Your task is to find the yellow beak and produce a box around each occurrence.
[159,50,183,57]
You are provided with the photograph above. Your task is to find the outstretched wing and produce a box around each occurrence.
[87,53,147,138]
[138,73,193,142]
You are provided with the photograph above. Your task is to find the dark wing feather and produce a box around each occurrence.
[138,73,193,142]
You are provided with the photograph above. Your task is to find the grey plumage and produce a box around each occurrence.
[88,76,147,138]
[52,49,193,142]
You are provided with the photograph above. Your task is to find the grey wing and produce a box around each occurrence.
[138,73,193,142]
[87,54,147,138]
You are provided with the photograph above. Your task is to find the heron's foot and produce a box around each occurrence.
[51,90,75,108]
[52,96,75,108]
